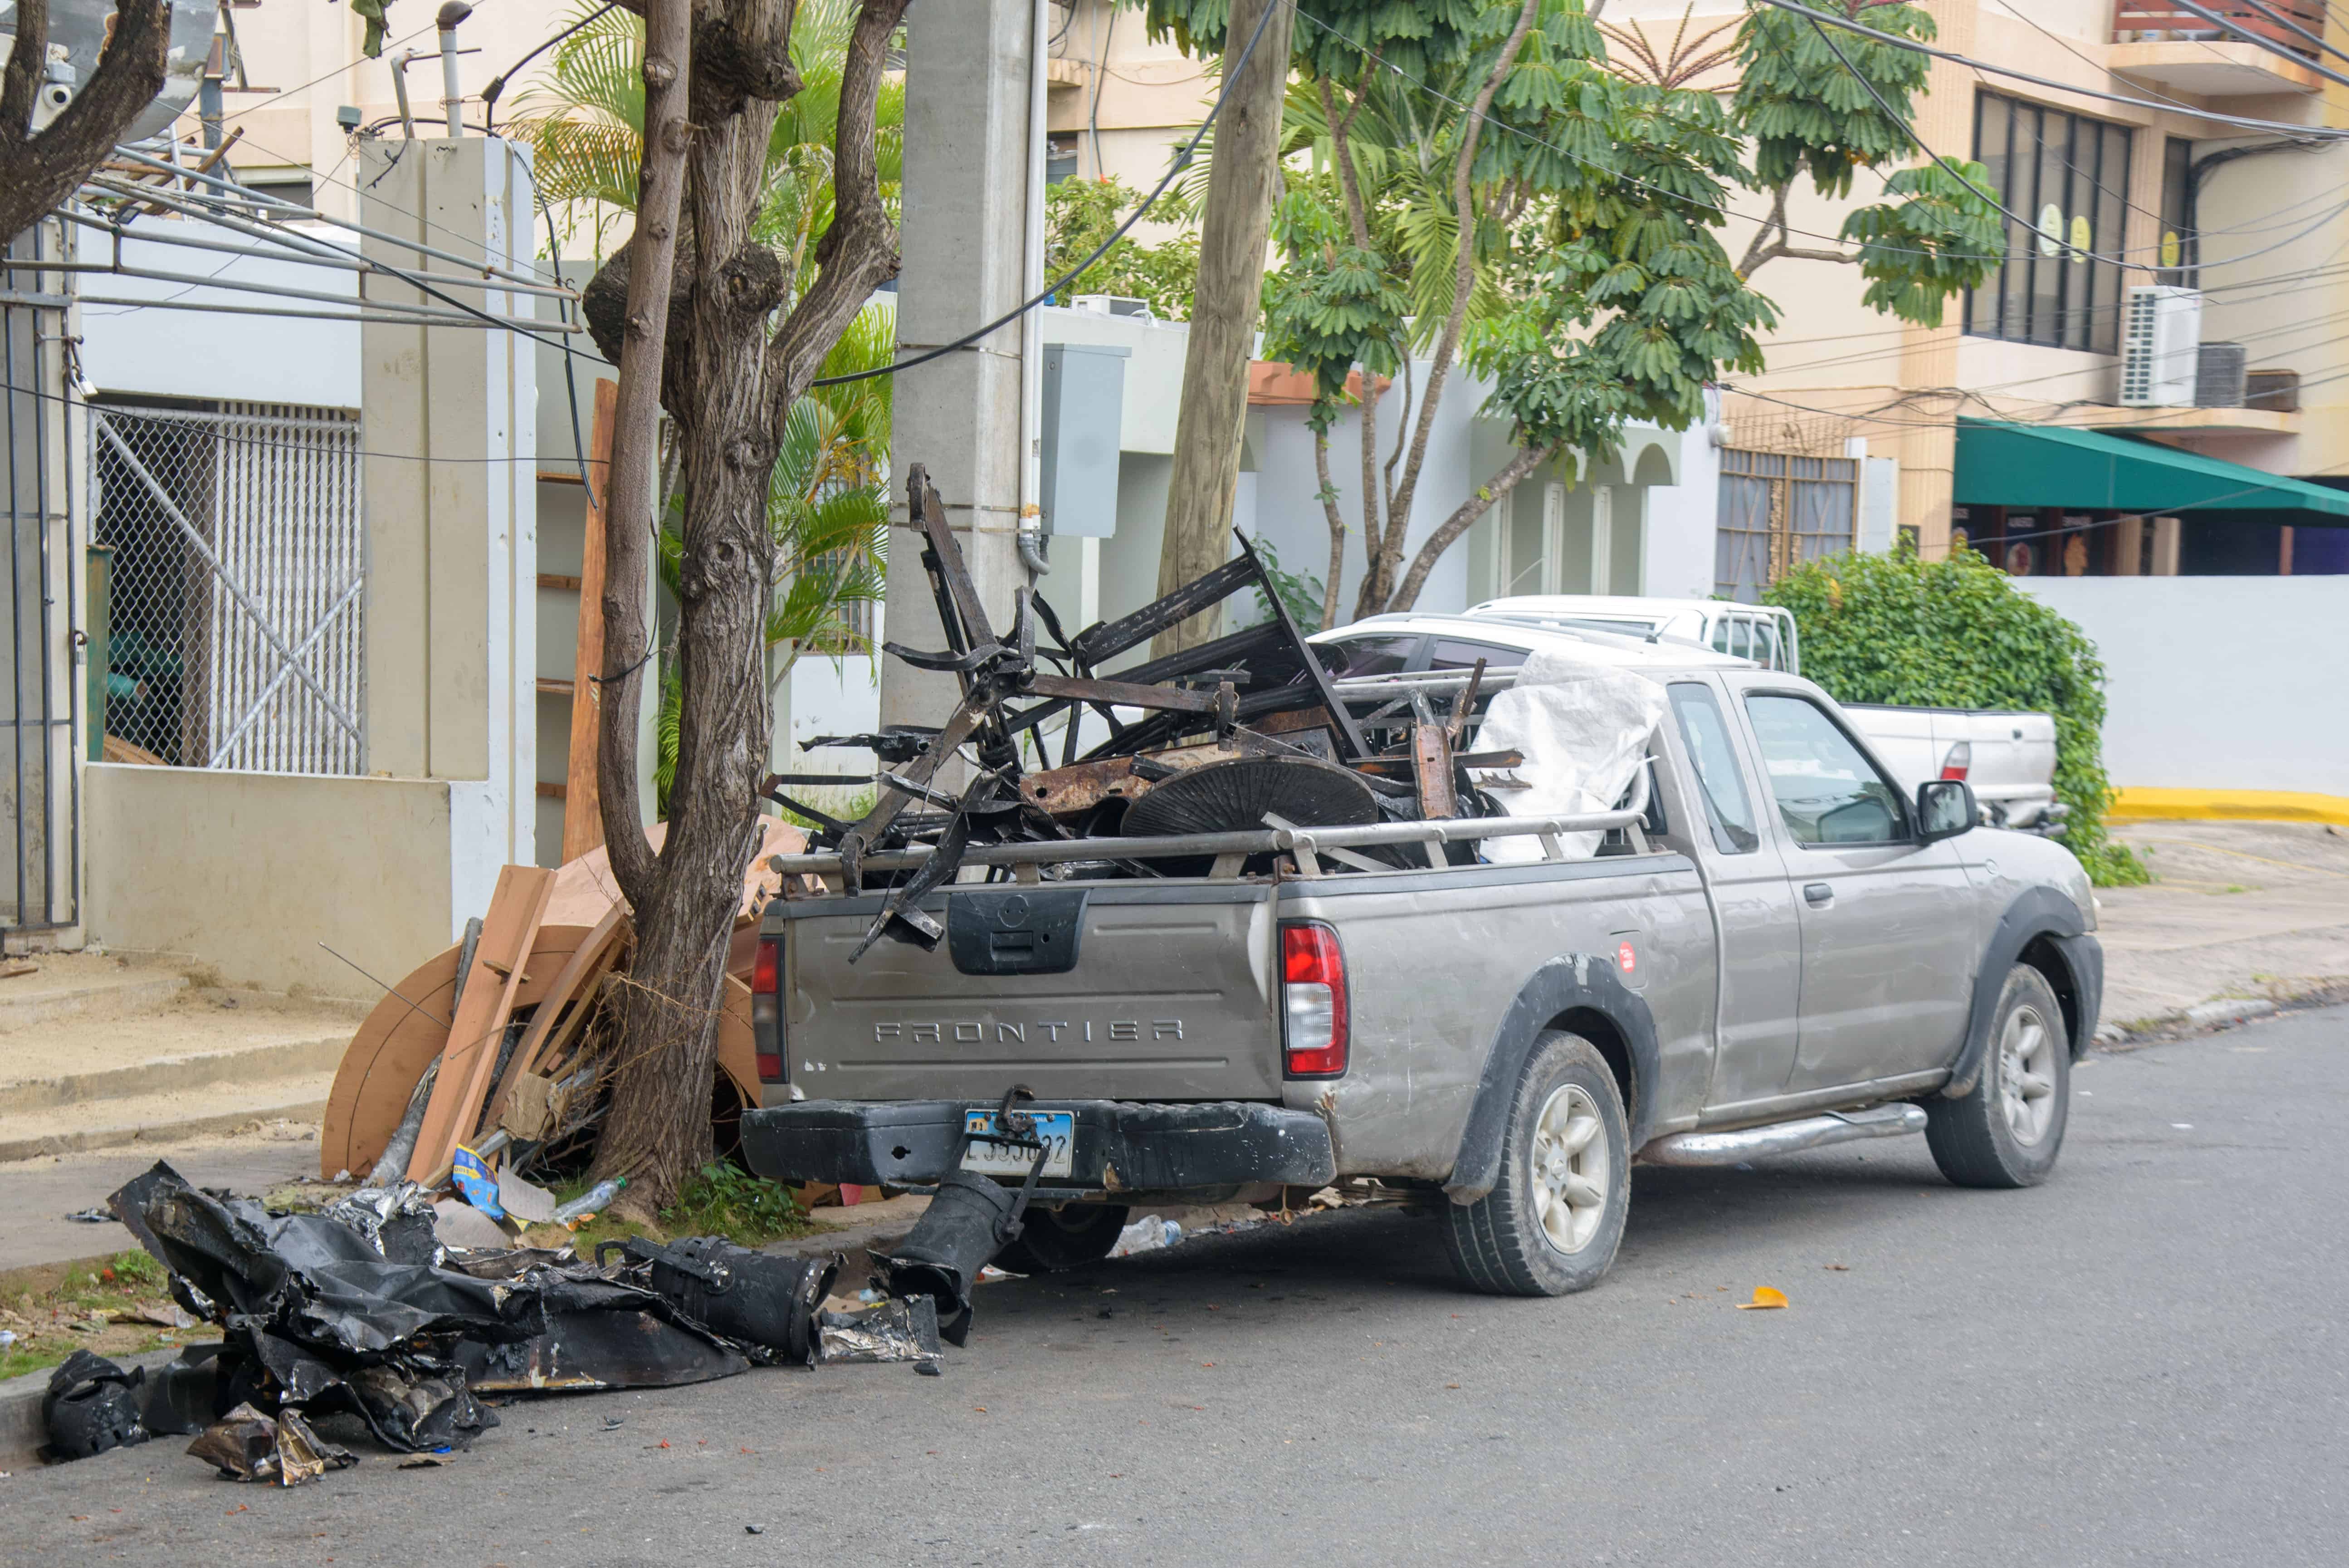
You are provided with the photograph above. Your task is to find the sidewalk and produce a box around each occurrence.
[2096,819,2349,1028]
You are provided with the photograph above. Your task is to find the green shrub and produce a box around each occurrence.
[1763,543,2148,886]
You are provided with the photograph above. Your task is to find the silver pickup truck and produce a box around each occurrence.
[742,659,2102,1300]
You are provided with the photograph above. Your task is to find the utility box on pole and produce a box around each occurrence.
[1040,342,1128,538]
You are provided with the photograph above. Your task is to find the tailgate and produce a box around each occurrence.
[775,882,1282,1101]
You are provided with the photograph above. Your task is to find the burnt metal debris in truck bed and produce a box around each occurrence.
[785,464,1519,961]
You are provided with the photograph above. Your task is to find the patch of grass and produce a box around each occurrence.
[524,1163,815,1257]
[0,1250,188,1383]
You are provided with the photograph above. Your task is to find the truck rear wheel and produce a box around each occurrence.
[1443,1031,1630,1297]
[993,1203,1131,1274]
[1926,963,2070,1189]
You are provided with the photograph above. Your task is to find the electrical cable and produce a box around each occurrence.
[539,182,603,511]
[215,18,444,125]
[806,0,1283,389]
[482,2,621,132]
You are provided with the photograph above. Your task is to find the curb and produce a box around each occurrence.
[0,975,188,1035]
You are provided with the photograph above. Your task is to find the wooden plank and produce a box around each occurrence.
[1412,723,1459,818]
[318,927,595,1180]
[406,864,558,1182]
[536,677,574,696]
[562,376,618,863]
[478,906,627,1138]
[537,572,583,591]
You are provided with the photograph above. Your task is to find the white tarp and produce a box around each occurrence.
[1469,647,1667,862]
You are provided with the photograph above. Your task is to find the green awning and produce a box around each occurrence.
[1953,418,2349,517]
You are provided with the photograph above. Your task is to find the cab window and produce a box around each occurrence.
[1667,683,1759,855]
[1743,694,1909,845]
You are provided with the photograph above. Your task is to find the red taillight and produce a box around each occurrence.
[752,938,785,1083]
[1939,740,1972,782]
[1280,921,1348,1078]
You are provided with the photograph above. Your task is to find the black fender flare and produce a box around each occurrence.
[1442,953,1661,1205]
[1942,886,2102,1099]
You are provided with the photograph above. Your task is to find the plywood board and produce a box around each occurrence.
[407,864,557,1182]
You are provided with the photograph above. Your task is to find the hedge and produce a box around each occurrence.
[1763,543,2148,886]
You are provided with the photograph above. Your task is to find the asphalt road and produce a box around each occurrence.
[7,1006,2345,1567]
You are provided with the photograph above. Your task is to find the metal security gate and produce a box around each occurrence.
[1715,448,1858,602]
[89,402,364,774]
[2,231,76,933]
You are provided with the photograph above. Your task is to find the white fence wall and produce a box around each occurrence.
[2018,576,2349,799]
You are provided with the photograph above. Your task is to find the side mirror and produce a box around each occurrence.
[1916,779,1976,845]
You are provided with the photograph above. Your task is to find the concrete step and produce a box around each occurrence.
[0,1068,337,1164]
[0,1032,349,1114]
[0,956,188,1035]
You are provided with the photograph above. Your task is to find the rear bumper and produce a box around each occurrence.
[741,1099,1337,1195]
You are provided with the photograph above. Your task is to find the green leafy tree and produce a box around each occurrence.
[1044,176,1203,321]
[1763,545,2149,887]
[1147,0,2004,623]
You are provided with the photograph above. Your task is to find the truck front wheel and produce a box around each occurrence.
[1443,1031,1631,1297]
[993,1203,1132,1274]
[1926,962,2070,1189]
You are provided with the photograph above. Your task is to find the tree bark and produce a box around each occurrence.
[1320,75,1383,632]
[586,0,700,1215]
[1361,0,1541,620]
[1387,439,1559,614]
[1151,0,1295,656]
[0,0,171,244]
[589,0,908,1219]
[1312,420,1345,629]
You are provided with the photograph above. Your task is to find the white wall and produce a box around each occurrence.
[78,233,361,408]
[2018,577,2349,798]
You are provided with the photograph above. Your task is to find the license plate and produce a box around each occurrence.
[961,1110,1074,1178]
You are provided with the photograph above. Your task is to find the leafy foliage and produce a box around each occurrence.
[1043,176,1202,320]
[1763,544,2149,887]
[513,0,904,257]
[1259,183,1408,424]
[1242,537,1328,634]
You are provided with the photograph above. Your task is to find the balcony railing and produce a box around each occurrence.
[2115,0,2327,60]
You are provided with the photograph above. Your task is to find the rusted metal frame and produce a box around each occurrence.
[1232,531,1372,762]
[1067,554,1260,667]
[1448,657,1488,745]
[905,464,1000,674]
[848,777,991,961]
[1024,671,1220,713]
[834,687,993,892]
[1412,722,1460,821]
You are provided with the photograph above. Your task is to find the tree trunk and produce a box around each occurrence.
[589,0,909,1220]
[1387,440,1559,614]
[1313,420,1345,629]
[587,0,703,1217]
[1151,0,1295,657]
[1364,0,1542,619]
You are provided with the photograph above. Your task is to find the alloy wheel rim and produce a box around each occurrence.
[1998,1004,2059,1146]
[1529,1083,1609,1255]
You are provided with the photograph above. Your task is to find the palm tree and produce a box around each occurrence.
[516,0,900,811]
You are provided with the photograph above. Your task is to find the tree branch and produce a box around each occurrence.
[0,0,172,244]
[1387,439,1560,614]
[595,0,694,911]
[1373,0,1541,614]
[765,0,910,407]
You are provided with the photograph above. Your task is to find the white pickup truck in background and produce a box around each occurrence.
[1425,596,2062,832]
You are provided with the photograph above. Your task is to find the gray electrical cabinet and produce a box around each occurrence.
[1040,342,1129,537]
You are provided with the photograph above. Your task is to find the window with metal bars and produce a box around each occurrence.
[1714,449,1856,603]
[1964,93,2133,355]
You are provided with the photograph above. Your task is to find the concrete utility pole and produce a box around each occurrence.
[879,0,1038,737]
[1151,0,1294,656]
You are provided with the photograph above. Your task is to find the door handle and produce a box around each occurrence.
[1803,882,1833,905]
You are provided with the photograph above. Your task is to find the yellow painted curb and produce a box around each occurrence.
[2110,788,2349,826]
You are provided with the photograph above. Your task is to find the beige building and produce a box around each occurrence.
[1604,0,2349,582]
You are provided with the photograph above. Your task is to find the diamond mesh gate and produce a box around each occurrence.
[88,403,365,774]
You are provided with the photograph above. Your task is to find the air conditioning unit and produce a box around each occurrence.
[1069,294,1156,322]
[2120,285,2202,408]
[2194,341,2247,409]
